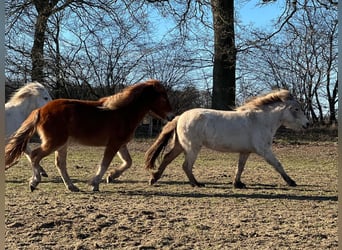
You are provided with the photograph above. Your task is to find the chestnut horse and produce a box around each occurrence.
[145,89,309,188]
[6,79,174,192]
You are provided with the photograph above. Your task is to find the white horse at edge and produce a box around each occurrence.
[5,82,52,176]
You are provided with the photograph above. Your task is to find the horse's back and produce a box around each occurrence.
[177,108,257,153]
[37,99,121,146]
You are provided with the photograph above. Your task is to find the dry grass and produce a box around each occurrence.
[5,139,337,249]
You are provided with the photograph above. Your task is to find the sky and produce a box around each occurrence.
[149,1,285,41]
[237,0,285,28]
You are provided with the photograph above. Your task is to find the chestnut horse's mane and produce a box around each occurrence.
[100,79,161,110]
[236,89,294,111]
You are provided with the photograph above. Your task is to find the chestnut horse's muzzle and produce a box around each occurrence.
[149,111,175,121]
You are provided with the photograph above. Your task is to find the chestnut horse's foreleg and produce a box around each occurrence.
[106,145,132,183]
[233,153,250,188]
[260,149,297,187]
[55,144,79,192]
[149,142,183,185]
[89,146,118,191]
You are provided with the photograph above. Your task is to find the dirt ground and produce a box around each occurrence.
[5,140,337,249]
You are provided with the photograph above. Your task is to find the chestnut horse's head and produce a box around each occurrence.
[144,80,174,121]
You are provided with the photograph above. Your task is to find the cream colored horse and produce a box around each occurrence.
[5,82,52,175]
[145,89,309,188]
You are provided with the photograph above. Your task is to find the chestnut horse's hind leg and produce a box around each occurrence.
[149,142,183,185]
[24,146,48,177]
[90,145,118,191]
[55,144,79,192]
[30,145,56,191]
[106,145,132,183]
[233,153,250,188]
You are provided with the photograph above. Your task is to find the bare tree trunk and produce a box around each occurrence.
[211,0,236,110]
[328,79,338,124]
[31,1,56,82]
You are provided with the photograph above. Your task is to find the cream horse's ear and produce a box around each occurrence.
[287,92,295,100]
[279,89,295,102]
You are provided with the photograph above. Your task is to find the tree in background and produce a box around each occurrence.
[237,0,337,124]
[5,0,338,124]
[211,0,235,110]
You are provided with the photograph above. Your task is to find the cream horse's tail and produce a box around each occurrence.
[5,109,39,168]
[144,116,179,170]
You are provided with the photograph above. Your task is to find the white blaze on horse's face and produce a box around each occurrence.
[282,100,309,130]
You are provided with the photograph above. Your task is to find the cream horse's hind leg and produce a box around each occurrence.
[149,141,183,185]
[182,149,204,187]
[55,144,80,192]
[106,145,132,183]
[233,153,250,188]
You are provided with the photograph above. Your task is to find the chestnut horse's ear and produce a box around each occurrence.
[145,79,162,86]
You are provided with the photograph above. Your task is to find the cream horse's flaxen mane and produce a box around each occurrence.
[236,89,294,111]
[101,79,162,110]
[7,82,47,105]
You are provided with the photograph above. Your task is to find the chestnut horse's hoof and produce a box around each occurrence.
[149,178,157,185]
[40,171,48,178]
[233,181,246,189]
[29,179,40,192]
[106,175,115,184]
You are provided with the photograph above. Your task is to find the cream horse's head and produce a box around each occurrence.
[281,99,309,130]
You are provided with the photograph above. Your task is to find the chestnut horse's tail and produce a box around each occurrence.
[145,116,179,170]
[5,109,40,168]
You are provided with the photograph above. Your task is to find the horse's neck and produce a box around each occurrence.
[246,108,282,138]
[125,103,150,127]
[262,108,285,135]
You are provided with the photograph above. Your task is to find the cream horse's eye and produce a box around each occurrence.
[290,106,299,112]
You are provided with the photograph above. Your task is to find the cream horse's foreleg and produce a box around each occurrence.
[149,142,183,185]
[55,144,80,192]
[106,145,132,183]
[233,153,250,188]
[260,149,297,187]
